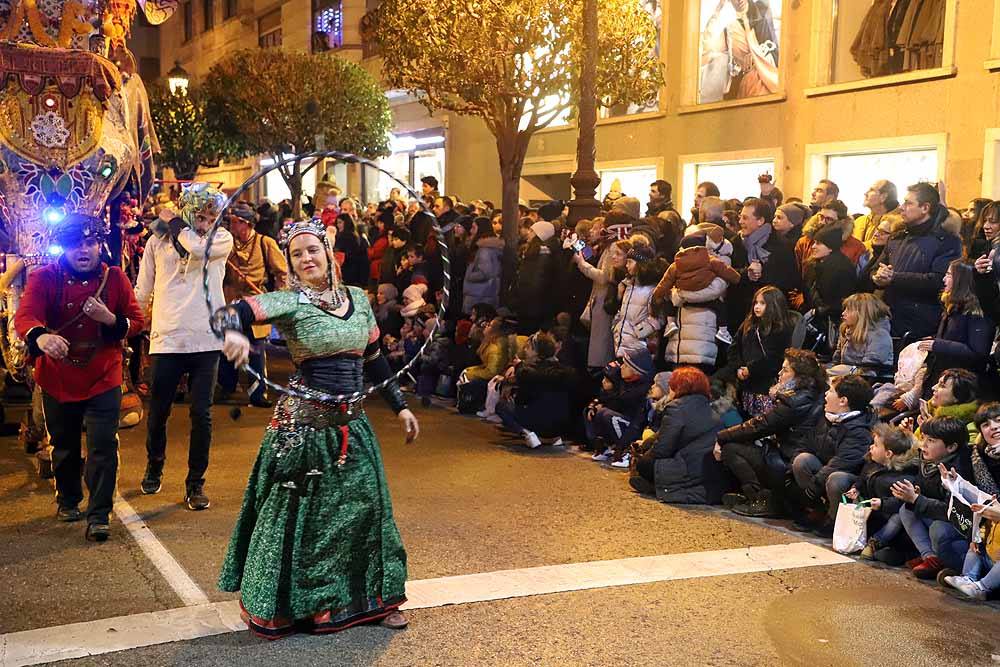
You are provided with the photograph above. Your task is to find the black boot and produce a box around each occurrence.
[141,460,164,495]
[722,493,747,509]
[733,490,780,518]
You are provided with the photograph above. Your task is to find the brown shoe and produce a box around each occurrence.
[381,611,408,629]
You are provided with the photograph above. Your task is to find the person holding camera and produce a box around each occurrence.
[15,215,144,541]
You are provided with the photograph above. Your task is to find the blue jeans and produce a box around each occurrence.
[899,506,970,570]
[964,547,1000,592]
[585,407,638,449]
[496,400,525,433]
[871,513,903,545]
[825,471,859,520]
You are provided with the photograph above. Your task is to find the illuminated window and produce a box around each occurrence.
[602,0,662,118]
[825,150,938,215]
[313,2,343,52]
[519,46,572,131]
[361,133,446,203]
[598,166,658,202]
[679,158,776,216]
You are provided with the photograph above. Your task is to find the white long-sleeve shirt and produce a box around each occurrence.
[135,227,234,354]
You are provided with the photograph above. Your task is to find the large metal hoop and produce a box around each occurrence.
[201,150,450,406]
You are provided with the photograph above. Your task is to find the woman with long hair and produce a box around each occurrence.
[334,213,370,288]
[462,216,504,313]
[719,285,795,416]
[916,259,995,392]
[970,200,1000,260]
[832,293,893,369]
[574,236,632,369]
[715,348,828,517]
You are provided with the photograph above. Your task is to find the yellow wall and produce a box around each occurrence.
[431,0,1000,208]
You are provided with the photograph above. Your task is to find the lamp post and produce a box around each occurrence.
[167,60,190,96]
[567,0,600,225]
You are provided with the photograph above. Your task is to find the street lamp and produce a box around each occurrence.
[567,0,600,225]
[167,61,190,96]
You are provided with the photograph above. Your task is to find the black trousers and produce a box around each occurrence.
[721,441,769,499]
[146,352,220,484]
[42,386,122,524]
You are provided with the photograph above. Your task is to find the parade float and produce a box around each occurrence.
[0,0,175,450]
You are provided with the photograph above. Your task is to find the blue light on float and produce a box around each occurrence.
[43,206,65,225]
[46,244,63,256]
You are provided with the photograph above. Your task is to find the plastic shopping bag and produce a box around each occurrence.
[832,497,873,554]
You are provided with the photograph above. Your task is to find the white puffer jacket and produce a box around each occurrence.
[663,302,719,366]
[612,279,662,355]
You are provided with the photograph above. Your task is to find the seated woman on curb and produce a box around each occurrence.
[714,349,828,518]
[628,367,725,505]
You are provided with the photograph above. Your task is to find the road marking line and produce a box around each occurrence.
[0,542,851,666]
[113,493,209,607]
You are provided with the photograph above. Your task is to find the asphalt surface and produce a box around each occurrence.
[3,357,1000,665]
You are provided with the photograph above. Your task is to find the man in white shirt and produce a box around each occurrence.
[134,187,233,511]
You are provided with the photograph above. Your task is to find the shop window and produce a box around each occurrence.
[682,0,784,110]
[807,0,956,94]
[519,45,573,131]
[598,166,658,203]
[313,1,343,52]
[805,136,945,215]
[262,157,319,206]
[982,129,1000,198]
[202,0,214,31]
[183,2,193,42]
[601,0,663,119]
[677,152,780,216]
[258,9,282,48]
[362,133,445,203]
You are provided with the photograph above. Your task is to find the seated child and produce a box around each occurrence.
[844,424,920,562]
[585,347,654,462]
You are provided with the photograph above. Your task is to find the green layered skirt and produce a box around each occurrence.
[219,413,407,638]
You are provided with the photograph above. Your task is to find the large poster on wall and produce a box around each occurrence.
[698,0,782,104]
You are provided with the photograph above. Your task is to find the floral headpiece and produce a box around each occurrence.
[279,217,328,250]
[178,182,226,228]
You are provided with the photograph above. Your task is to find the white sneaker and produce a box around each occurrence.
[484,415,502,424]
[611,453,631,469]
[524,431,542,449]
[948,576,988,600]
[476,410,493,419]
[715,327,733,345]
[663,322,679,339]
[591,448,612,462]
[550,437,565,447]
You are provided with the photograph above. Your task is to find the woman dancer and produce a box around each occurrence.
[214,218,419,638]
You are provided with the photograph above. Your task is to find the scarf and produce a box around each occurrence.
[742,223,772,264]
[768,376,802,399]
[971,444,1000,497]
[825,409,861,423]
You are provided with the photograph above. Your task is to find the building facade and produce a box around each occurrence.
[159,0,1000,213]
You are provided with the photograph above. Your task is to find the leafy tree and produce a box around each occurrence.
[147,83,243,181]
[203,49,392,216]
[367,0,663,256]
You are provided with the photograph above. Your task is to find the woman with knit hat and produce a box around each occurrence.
[773,203,809,246]
[514,220,559,334]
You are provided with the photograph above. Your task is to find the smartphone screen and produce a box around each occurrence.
[580,245,594,261]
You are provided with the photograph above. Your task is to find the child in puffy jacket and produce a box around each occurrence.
[654,224,740,345]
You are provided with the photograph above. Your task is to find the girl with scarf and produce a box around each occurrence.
[214,218,419,637]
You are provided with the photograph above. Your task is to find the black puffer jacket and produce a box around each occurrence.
[716,384,825,461]
[910,448,975,520]
[647,393,725,505]
[513,359,577,436]
[851,453,920,521]
[719,324,792,395]
[515,238,558,327]
[801,408,878,496]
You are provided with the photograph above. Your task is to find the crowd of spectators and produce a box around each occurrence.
[119,171,1000,601]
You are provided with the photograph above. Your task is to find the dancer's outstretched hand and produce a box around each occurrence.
[222,330,250,367]
[398,408,419,444]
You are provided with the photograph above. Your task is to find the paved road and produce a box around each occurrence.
[3,372,1000,666]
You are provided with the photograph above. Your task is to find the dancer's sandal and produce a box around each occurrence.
[381,611,409,629]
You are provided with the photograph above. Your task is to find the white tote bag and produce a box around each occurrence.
[832,498,873,554]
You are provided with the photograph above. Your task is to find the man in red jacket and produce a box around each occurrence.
[14,215,144,542]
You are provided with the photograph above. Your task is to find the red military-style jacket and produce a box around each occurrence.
[14,259,144,403]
